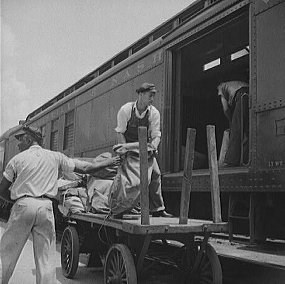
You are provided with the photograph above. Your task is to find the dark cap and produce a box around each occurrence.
[136,82,157,94]
[15,125,42,142]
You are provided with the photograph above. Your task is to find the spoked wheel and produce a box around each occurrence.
[61,226,80,278]
[104,244,137,284]
[185,242,222,284]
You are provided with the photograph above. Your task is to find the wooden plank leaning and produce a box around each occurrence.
[206,125,222,223]
[179,128,196,224]
[138,126,150,225]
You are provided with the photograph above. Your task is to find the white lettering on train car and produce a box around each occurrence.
[268,160,284,168]
[123,69,131,80]
[111,77,118,87]
[153,50,163,63]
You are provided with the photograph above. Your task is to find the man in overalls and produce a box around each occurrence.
[115,82,172,217]
[217,81,249,166]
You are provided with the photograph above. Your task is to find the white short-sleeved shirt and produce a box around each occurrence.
[115,101,161,139]
[3,145,75,200]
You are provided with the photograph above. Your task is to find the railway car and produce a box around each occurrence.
[1,0,285,243]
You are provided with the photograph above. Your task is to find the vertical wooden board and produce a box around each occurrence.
[179,128,196,224]
[133,64,165,168]
[206,125,222,223]
[138,127,150,225]
[218,129,229,166]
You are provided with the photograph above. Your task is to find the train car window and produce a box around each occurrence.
[50,118,59,151]
[153,22,173,40]
[114,50,129,66]
[63,110,74,150]
[231,46,249,61]
[203,58,221,71]
[132,37,149,54]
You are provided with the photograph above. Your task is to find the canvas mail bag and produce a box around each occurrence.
[108,143,154,215]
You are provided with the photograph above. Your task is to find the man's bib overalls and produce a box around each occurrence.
[124,104,165,212]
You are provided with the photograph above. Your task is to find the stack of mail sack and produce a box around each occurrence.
[57,152,118,216]
[57,145,155,217]
[57,172,88,216]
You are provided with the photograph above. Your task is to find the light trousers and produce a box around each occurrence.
[0,197,56,284]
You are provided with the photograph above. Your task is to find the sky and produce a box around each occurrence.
[1,0,194,134]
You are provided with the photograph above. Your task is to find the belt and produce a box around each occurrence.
[16,195,54,201]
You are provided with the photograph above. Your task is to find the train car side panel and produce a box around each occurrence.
[255,1,285,169]
[74,49,165,158]
[256,109,285,170]
[255,0,285,107]
[75,100,93,156]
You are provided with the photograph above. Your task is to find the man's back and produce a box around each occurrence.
[4,145,74,200]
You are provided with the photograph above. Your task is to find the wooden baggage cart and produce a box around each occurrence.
[60,126,228,283]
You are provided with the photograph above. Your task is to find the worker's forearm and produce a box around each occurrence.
[74,156,120,174]
[74,160,107,174]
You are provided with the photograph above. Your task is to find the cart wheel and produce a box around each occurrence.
[185,242,222,284]
[61,226,80,279]
[104,244,137,284]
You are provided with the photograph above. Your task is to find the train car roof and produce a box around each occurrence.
[25,0,210,121]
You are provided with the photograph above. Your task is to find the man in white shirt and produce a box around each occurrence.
[115,82,172,217]
[0,125,121,284]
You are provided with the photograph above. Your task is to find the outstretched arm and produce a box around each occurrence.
[73,156,121,174]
